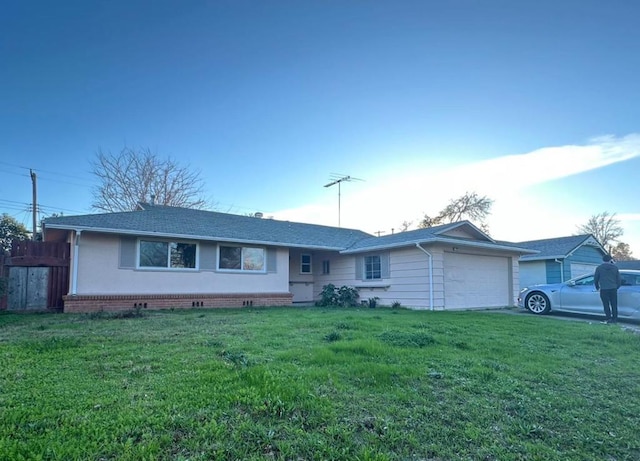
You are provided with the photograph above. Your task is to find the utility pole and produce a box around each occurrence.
[323,174,363,227]
[30,169,37,240]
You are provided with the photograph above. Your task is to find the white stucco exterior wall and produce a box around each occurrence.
[75,232,290,295]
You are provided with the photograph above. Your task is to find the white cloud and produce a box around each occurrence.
[271,134,640,250]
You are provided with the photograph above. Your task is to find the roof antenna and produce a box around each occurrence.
[323,173,364,227]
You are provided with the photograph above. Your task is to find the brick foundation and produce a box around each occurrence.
[62,292,294,313]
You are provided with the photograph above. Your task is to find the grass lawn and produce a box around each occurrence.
[1,307,639,461]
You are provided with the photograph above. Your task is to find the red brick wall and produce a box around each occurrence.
[62,292,293,313]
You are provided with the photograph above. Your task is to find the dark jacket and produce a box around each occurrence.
[594,262,622,290]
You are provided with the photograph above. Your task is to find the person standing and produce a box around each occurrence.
[594,254,622,323]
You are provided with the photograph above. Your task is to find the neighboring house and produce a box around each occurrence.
[43,203,535,313]
[616,260,640,270]
[516,235,606,289]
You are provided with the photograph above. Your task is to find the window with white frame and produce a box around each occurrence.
[139,240,197,269]
[322,259,330,274]
[219,245,265,271]
[364,255,382,280]
[300,254,312,274]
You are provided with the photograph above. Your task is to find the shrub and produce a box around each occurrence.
[317,283,339,306]
[316,284,360,307]
[337,285,359,307]
[367,297,380,308]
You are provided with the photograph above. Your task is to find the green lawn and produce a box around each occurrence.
[1,307,639,461]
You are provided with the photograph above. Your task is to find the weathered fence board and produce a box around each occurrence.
[7,267,49,310]
[1,240,70,311]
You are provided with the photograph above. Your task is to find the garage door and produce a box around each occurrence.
[444,252,510,309]
[570,263,597,279]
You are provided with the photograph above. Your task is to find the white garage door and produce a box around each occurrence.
[570,263,597,279]
[444,252,510,309]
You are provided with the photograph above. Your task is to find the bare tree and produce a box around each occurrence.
[418,192,494,233]
[397,220,413,232]
[576,212,624,251]
[91,147,208,212]
[610,242,634,261]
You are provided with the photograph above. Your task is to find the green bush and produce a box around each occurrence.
[317,283,339,306]
[367,297,380,308]
[316,284,360,307]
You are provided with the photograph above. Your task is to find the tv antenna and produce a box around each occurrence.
[323,173,363,227]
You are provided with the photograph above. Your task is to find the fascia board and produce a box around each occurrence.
[341,237,538,255]
[520,254,566,261]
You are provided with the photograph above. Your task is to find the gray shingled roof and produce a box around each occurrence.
[44,204,373,250]
[616,260,640,270]
[516,234,604,261]
[43,204,536,254]
[337,221,535,254]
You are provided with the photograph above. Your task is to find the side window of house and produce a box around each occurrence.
[301,254,312,274]
[139,240,197,269]
[219,245,265,272]
[322,259,330,275]
[364,255,381,280]
[356,253,389,281]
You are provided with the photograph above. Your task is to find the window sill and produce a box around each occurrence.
[355,284,390,291]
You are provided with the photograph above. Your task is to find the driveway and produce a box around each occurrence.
[483,307,640,334]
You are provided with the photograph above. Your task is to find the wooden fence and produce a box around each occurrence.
[0,240,70,311]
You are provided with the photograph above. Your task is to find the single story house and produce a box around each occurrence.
[616,260,640,270]
[43,203,536,313]
[516,234,606,289]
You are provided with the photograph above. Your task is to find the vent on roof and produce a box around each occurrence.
[254,212,263,218]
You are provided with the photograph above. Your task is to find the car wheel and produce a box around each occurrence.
[525,292,550,315]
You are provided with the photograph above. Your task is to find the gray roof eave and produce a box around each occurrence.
[341,236,538,255]
[45,224,349,251]
[520,254,568,261]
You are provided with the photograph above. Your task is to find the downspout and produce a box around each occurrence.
[554,258,564,282]
[71,230,82,295]
[415,243,434,311]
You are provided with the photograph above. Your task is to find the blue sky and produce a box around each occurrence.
[2,0,640,253]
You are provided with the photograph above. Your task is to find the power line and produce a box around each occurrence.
[0,198,86,216]
[0,160,94,187]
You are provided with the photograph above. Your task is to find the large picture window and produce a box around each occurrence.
[219,246,265,272]
[139,240,196,269]
[364,255,381,280]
